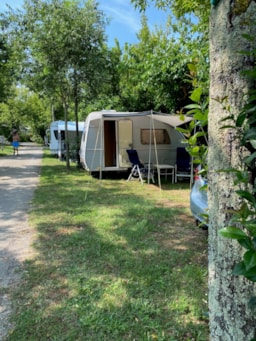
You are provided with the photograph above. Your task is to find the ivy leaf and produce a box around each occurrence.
[241,33,255,42]
[233,261,246,276]
[248,296,256,312]
[187,109,202,116]
[190,88,202,102]
[176,127,190,134]
[243,105,256,116]
[244,151,256,167]
[244,250,256,271]
[249,140,256,149]
[244,267,256,282]
[238,238,254,250]
[236,111,247,127]
[235,202,254,220]
[219,114,234,123]
[236,190,256,205]
[184,103,202,110]
[247,115,256,126]
[188,135,198,145]
[193,112,208,121]
[187,63,197,72]
[191,146,200,154]
[219,227,248,239]
[243,222,256,236]
[242,127,256,143]
[233,262,256,281]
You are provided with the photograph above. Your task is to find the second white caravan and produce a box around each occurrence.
[48,120,85,159]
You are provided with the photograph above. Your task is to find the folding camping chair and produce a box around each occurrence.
[126,149,155,184]
[175,147,193,185]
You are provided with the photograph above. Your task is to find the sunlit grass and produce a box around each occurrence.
[0,145,12,156]
[7,150,209,341]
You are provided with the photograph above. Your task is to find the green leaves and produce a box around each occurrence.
[244,250,256,271]
[219,226,256,282]
[236,190,256,205]
[219,227,248,239]
[178,79,208,172]
[233,262,256,282]
[190,87,202,102]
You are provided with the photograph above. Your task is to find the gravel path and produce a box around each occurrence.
[0,143,43,340]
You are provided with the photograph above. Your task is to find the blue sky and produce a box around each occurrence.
[0,0,169,47]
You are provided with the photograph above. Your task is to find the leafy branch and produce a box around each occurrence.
[176,61,208,177]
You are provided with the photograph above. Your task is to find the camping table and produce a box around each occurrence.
[153,164,175,184]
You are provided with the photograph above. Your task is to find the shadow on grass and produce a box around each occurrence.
[8,158,208,341]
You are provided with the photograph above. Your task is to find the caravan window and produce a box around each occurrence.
[141,129,171,145]
[54,130,65,140]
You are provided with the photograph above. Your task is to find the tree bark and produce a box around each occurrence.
[208,1,256,340]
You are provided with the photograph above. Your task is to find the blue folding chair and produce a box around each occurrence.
[126,149,155,184]
[175,147,192,184]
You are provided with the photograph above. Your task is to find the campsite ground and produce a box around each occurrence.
[0,146,209,340]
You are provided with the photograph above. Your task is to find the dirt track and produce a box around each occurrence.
[0,143,43,340]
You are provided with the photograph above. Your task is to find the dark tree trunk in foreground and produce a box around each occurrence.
[208,1,256,340]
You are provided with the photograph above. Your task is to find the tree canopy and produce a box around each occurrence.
[0,0,210,135]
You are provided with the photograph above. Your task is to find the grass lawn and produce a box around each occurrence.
[0,145,12,156]
[7,151,209,341]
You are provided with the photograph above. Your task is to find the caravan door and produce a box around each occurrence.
[103,120,132,169]
[104,121,116,167]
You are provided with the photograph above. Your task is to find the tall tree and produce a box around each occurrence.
[6,0,107,167]
[0,25,14,102]
[208,1,256,339]
[0,86,51,140]
[120,15,205,112]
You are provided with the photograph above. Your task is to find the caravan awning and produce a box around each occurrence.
[91,110,192,127]
[149,112,192,127]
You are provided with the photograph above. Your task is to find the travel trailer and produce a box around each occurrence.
[48,120,85,159]
[80,110,192,177]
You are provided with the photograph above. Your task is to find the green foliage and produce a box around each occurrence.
[0,86,51,140]
[1,0,211,122]
[176,60,208,176]
[210,0,220,6]
[0,31,15,101]
[119,15,208,112]
[131,0,210,40]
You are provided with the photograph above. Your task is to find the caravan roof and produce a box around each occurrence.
[53,120,85,131]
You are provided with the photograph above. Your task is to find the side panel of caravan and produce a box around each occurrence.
[49,121,65,155]
[49,121,84,158]
[80,120,103,171]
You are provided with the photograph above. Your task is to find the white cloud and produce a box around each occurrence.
[100,0,141,33]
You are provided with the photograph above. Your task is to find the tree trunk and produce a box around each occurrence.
[208,1,256,340]
[63,100,70,169]
[73,72,81,166]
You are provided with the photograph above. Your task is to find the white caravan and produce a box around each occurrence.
[48,120,85,159]
[79,110,192,175]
